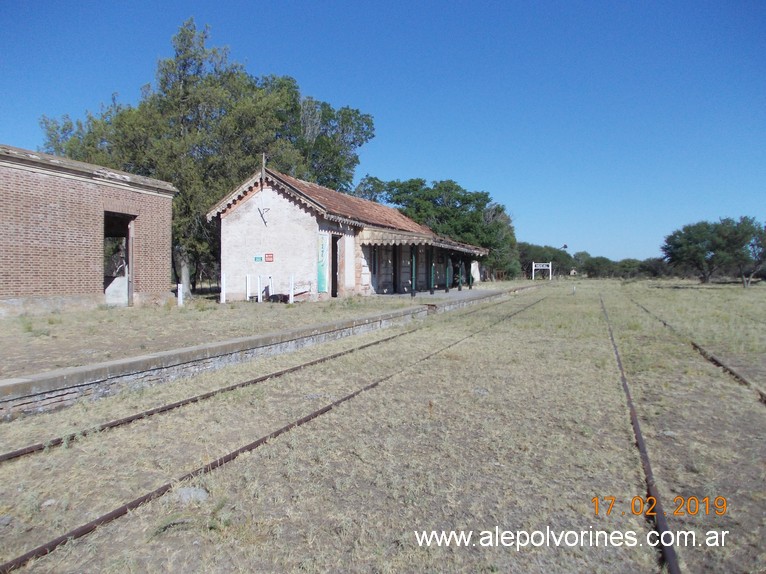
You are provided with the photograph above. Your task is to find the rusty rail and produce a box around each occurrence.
[0,293,528,465]
[600,296,682,574]
[631,299,766,405]
[0,296,545,572]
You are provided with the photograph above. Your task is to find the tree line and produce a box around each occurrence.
[40,19,519,292]
[519,216,765,287]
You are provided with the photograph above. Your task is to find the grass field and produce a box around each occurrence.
[0,280,763,573]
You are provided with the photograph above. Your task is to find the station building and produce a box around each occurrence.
[207,168,487,301]
[0,144,177,315]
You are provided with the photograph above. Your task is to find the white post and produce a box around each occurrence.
[269,275,274,301]
[549,261,553,281]
[220,273,226,304]
[257,275,262,303]
[177,283,184,307]
[532,262,536,281]
[246,274,251,301]
[289,274,294,304]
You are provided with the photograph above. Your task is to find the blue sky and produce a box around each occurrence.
[1,1,764,260]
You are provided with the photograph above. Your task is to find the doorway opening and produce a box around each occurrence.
[331,235,340,298]
[104,211,134,306]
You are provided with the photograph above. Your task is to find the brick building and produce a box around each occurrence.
[207,168,487,301]
[0,144,177,315]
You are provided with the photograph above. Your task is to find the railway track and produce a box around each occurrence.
[600,296,681,574]
[0,292,530,466]
[630,298,766,405]
[0,295,545,573]
[601,291,766,573]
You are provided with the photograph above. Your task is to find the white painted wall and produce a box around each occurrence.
[220,186,318,301]
[342,233,355,294]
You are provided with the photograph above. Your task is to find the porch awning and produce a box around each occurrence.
[358,227,488,257]
[358,227,432,246]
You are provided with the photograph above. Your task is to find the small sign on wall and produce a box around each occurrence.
[265,253,274,262]
[254,254,264,262]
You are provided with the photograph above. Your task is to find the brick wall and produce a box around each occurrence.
[0,161,173,305]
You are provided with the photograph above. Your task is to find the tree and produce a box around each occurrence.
[661,221,727,283]
[40,19,375,295]
[481,202,521,279]
[351,174,387,202]
[377,178,520,278]
[300,102,374,191]
[661,218,764,285]
[639,257,672,278]
[721,216,765,287]
[582,256,615,278]
[572,251,591,273]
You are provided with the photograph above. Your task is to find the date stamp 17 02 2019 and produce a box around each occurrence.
[592,496,728,517]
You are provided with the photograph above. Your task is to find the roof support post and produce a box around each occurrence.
[458,260,464,291]
[411,244,416,298]
[429,246,435,295]
[445,255,452,293]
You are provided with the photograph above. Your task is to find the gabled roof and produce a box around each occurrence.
[207,168,488,257]
[208,168,431,234]
[0,144,177,196]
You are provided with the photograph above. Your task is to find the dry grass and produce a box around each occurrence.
[0,295,421,378]
[9,285,659,573]
[623,279,766,386]
[4,280,763,573]
[1,281,533,380]
[603,283,766,572]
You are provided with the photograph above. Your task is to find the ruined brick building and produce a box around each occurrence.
[0,145,176,315]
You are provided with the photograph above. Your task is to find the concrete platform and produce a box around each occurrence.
[0,287,523,419]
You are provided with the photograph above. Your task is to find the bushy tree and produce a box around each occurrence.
[719,217,765,287]
[582,256,615,278]
[662,221,727,283]
[40,19,374,294]
[661,217,764,286]
[638,257,673,278]
[351,174,387,202]
[360,178,520,278]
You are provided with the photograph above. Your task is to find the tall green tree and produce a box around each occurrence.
[300,101,374,191]
[351,174,387,202]
[40,19,374,295]
[382,178,520,277]
[719,216,765,287]
[582,256,615,278]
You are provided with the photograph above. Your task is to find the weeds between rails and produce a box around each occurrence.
[0,296,546,573]
[630,298,766,405]
[600,296,681,574]
[0,293,533,466]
